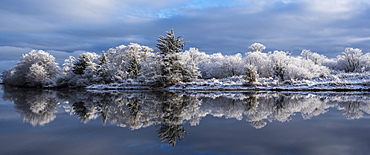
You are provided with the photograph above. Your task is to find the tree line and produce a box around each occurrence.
[2,30,370,88]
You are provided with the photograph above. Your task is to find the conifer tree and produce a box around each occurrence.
[96,52,113,83]
[72,54,90,75]
[127,56,140,78]
[154,30,188,86]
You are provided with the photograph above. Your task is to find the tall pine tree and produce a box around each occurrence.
[72,54,89,75]
[154,30,188,87]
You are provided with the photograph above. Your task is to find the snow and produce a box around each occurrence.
[86,72,370,91]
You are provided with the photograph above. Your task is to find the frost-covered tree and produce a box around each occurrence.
[157,30,187,54]
[269,51,291,81]
[72,52,99,75]
[56,56,76,86]
[95,53,114,83]
[124,43,152,78]
[244,51,271,77]
[336,48,363,72]
[244,65,258,84]
[326,48,370,73]
[301,49,327,65]
[66,52,100,86]
[244,48,330,81]
[223,53,245,77]
[152,30,188,86]
[126,56,140,78]
[359,53,370,72]
[103,43,153,82]
[268,50,329,81]
[2,50,62,87]
[62,56,76,74]
[248,43,266,53]
[197,52,245,79]
[181,48,202,81]
[197,53,224,78]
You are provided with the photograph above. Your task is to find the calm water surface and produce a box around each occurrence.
[1,86,370,155]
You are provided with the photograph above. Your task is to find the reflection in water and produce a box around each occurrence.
[3,87,59,126]
[155,93,198,146]
[3,86,370,146]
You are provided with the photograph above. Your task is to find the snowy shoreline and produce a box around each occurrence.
[86,84,370,91]
[86,73,370,91]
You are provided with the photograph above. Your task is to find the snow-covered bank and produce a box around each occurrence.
[86,73,370,91]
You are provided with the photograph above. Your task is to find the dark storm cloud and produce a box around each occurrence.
[1,0,370,72]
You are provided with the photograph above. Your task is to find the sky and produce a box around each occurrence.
[1,0,370,72]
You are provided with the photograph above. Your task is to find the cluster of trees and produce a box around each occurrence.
[2,30,370,88]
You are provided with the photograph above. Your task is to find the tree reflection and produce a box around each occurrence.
[72,101,94,123]
[158,124,188,146]
[154,93,199,146]
[337,96,370,120]
[3,87,370,146]
[2,86,59,126]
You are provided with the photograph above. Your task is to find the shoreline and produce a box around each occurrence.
[85,84,370,92]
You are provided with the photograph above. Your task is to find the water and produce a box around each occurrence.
[1,86,370,155]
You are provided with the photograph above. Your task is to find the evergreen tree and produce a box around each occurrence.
[127,56,141,78]
[96,52,113,83]
[157,29,187,54]
[154,30,188,86]
[69,52,100,86]
[72,54,90,75]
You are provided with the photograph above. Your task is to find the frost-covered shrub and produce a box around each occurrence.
[2,50,62,87]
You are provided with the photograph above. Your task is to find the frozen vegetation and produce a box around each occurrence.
[3,87,370,146]
[2,30,370,90]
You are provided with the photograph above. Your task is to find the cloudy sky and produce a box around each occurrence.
[1,0,370,72]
